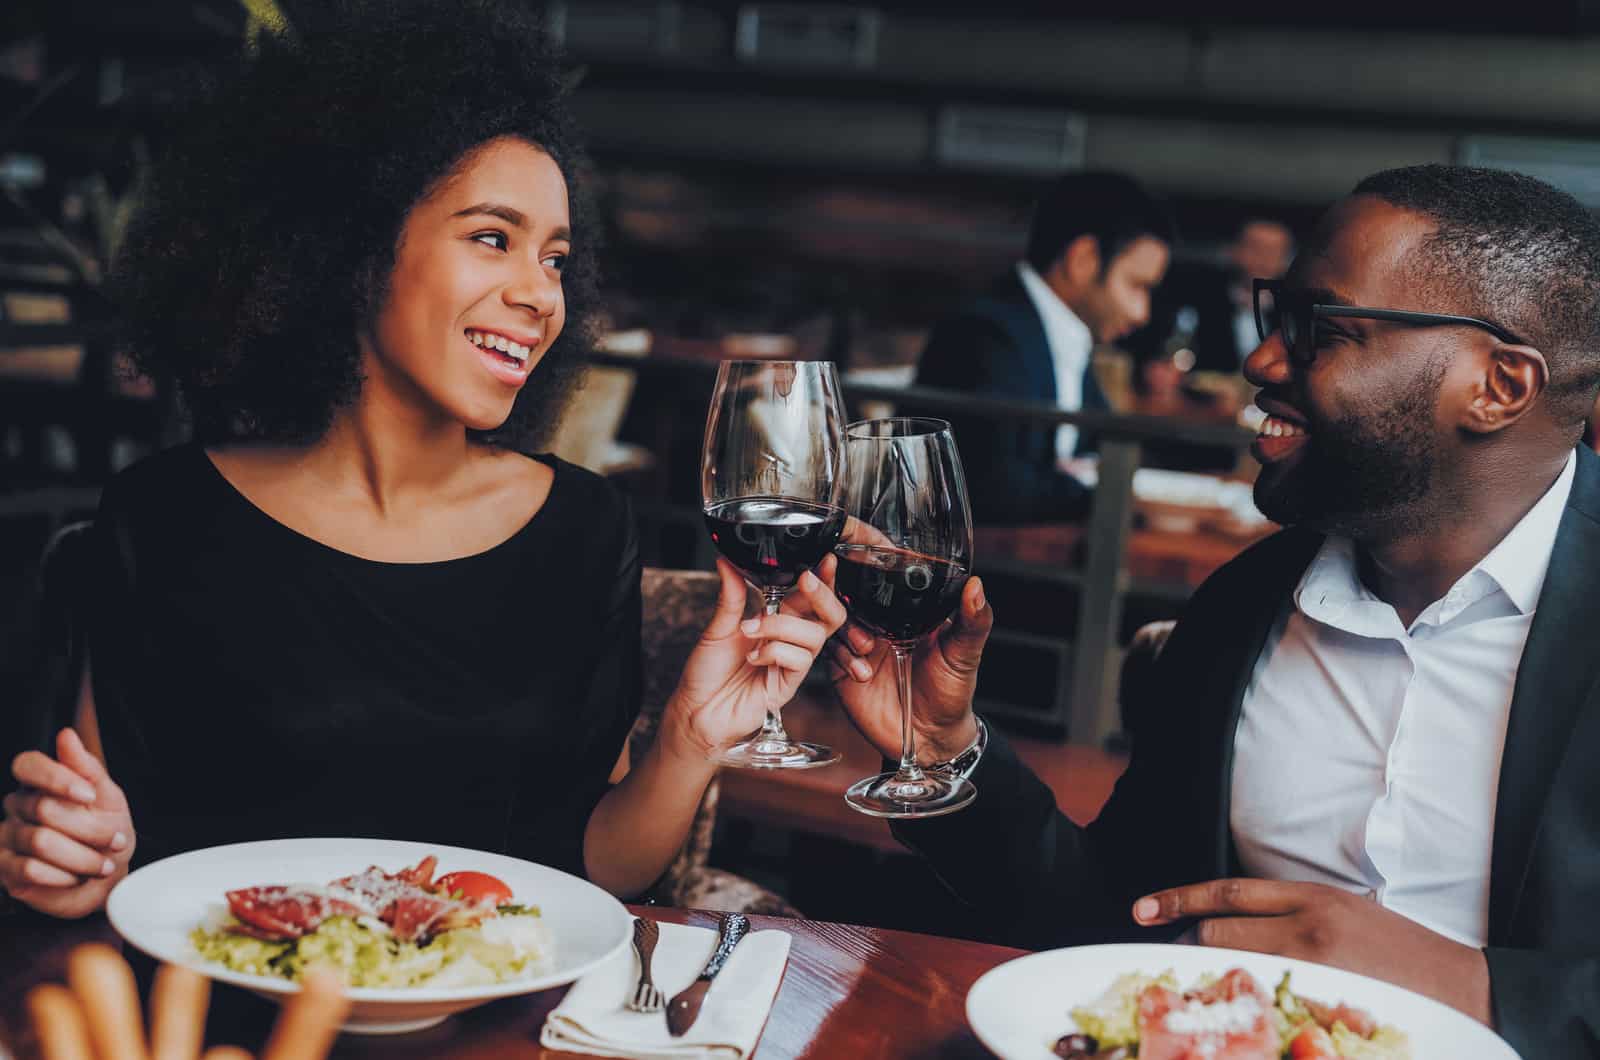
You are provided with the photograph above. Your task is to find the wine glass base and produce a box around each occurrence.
[844,771,975,818]
[718,738,839,770]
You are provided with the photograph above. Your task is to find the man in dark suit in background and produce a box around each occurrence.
[829,165,1600,1057]
[914,172,1174,524]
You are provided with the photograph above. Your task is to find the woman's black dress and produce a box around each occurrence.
[86,443,640,877]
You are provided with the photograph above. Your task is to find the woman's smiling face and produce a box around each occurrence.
[362,136,571,432]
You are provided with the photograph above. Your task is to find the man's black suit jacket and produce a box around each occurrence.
[914,270,1104,524]
[895,445,1600,1058]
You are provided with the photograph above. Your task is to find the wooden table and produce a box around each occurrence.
[0,904,1025,1059]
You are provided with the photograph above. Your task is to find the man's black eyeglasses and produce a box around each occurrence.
[1253,278,1529,364]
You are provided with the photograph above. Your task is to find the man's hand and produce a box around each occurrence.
[821,557,994,764]
[1133,878,1493,1025]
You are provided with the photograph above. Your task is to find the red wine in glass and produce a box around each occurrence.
[704,497,847,592]
[832,546,967,642]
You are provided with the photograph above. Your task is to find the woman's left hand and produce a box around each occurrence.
[658,557,848,764]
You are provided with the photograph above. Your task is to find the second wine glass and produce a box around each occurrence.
[701,359,847,769]
[835,417,975,817]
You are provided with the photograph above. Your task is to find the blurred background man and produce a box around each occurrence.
[914,171,1174,524]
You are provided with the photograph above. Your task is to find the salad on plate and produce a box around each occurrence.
[1056,966,1410,1059]
[190,854,552,988]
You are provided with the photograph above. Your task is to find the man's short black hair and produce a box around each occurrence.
[1353,164,1600,429]
[112,0,598,450]
[1024,171,1176,275]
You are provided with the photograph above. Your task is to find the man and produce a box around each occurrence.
[829,165,1600,1057]
[914,171,1172,523]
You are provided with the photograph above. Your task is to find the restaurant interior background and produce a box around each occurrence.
[6,0,1600,937]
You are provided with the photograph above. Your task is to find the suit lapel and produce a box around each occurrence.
[1489,446,1600,941]
[1081,362,1109,413]
[1017,293,1060,405]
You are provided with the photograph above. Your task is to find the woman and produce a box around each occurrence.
[0,0,845,917]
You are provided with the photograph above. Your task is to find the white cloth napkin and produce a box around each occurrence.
[540,918,791,1060]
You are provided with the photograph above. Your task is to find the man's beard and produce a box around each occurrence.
[1253,359,1445,539]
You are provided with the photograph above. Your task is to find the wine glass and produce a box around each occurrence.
[835,417,975,817]
[701,359,847,769]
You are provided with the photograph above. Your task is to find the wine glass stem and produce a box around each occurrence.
[758,589,791,748]
[891,642,924,782]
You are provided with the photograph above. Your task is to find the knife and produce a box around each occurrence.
[665,912,750,1037]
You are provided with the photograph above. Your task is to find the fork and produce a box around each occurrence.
[626,916,666,1013]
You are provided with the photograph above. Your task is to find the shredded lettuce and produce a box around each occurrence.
[190,929,292,978]
[1277,973,1412,1060]
[1068,970,1179,1048]
[190,910,552,988]
[1330,1023,1412,1059]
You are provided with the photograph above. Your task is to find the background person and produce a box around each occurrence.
[914,171,1174,524]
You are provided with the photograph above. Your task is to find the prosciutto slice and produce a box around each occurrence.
[1137,968,1280,1060]
[224,885,365,940]
[225,856,490,943]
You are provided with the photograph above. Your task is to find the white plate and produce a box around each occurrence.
[1132,469,1256,510]
[965,943,1520,1059]
[107,837,631,1035]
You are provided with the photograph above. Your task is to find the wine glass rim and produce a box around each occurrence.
[844,416,952,440]
[716,358,838,367]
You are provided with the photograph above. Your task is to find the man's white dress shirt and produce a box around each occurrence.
[1015,261,1093,463]
[1230,451,1576,947]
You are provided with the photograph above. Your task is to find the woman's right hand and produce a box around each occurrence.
[2,728,135,918]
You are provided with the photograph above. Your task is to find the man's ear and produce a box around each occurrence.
[1463,343,1548,434]
[1051,234,1102,292]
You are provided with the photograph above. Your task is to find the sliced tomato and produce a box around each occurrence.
[434,870,513,906]
[1289,1023,1339,1059]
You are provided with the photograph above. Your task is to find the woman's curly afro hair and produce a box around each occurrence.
[113,0,599,450]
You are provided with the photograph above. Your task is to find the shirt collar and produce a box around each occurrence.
[1294,537,1394,638]
[1015,261,1092,359]
[1295,449,1577,634]
[1475,447,1576,614]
